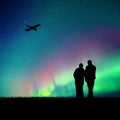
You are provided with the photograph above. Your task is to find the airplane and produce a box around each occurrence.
[25,24,41,31]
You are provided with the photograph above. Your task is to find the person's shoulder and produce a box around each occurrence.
[93,65,96,69]
[85,65,88,68]
[74,68,79,71]
[93,64,96,67]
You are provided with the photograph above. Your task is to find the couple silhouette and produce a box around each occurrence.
[73,60,96,98]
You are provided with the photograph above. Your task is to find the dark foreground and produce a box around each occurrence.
[0,97,120,116]
[0,97,120,109]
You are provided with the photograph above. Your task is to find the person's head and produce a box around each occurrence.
[87,60,92,65]
[79,63,83,68]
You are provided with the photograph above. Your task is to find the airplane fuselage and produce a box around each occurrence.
[25,24,41,31]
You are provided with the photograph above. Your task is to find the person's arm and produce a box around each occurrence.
[94,66,96,79]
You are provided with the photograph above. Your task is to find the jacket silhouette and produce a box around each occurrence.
[73,63,84,98]
[85,60,96,98]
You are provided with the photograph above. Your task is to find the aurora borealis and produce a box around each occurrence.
[0,0,120,97]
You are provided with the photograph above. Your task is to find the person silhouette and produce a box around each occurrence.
[73,63,85,98]
[85,60,96,98]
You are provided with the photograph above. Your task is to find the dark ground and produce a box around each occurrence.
[0,97,120,109]
[0,97,120,117]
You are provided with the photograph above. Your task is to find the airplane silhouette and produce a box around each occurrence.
[25,24,41,31]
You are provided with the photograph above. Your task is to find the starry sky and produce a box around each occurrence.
[0,0,120,97]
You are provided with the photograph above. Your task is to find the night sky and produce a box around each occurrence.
[0,0,120,97]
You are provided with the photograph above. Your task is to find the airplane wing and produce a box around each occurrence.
[34,24,41,27]
[25,28,31,31]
